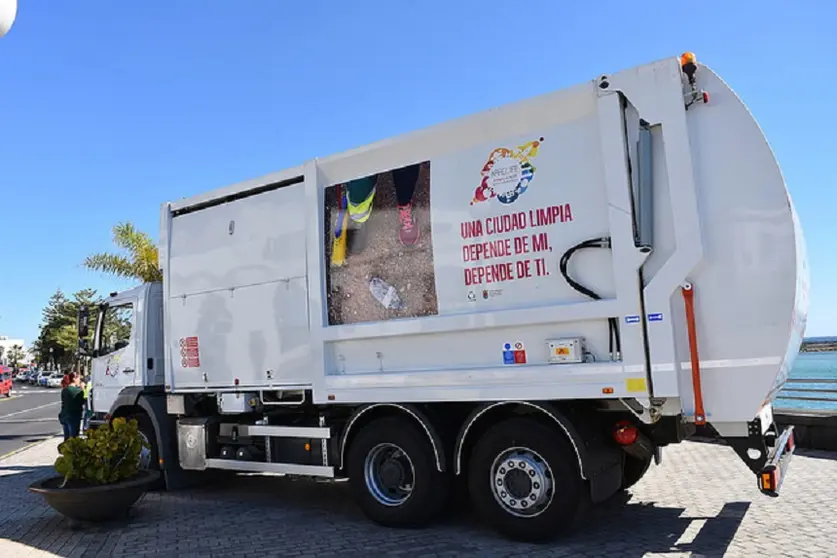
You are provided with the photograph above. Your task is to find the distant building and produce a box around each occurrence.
[0,336,26,366]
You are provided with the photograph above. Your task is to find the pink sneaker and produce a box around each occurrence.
[397,203,419,246]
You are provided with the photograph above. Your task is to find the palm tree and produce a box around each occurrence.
[83,222,163,283]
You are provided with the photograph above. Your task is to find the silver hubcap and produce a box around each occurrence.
[490,447,554,518]
[364,443,415,506]
[138,431,153,469]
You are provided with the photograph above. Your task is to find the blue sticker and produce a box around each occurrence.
[647,312,664,322]
[625,315,640,324]
[503,350,515,364]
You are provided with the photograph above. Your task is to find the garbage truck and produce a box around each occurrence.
[78,52,808,542]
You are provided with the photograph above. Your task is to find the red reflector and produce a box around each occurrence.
[613,420,638,445]
[234,378,240,386]
[786,431,795,452]
[702,91,710,103]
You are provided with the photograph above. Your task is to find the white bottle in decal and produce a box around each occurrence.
[369,277,405,310]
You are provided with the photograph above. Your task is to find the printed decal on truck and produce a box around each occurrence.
[179,336,201,368]
[322,161,438,326]
[322,121,597,322]
[625,315,641,324]
[502,342,527,365]
[470,138,543,206]
[647,312,664,322]
[104,353,121,377]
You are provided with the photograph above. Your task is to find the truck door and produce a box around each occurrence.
[90,299,138,415]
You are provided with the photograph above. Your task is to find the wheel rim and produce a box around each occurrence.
[364,442,416,507]
[490,446,554,518]
[138,430,153,469]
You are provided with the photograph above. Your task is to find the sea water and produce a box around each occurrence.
[776,351,837,413]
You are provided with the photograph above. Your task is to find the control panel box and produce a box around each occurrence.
[546,338,584,364]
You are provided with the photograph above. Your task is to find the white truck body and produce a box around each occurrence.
[87,54,807,542]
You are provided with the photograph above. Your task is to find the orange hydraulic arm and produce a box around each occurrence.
[681,282,706,426]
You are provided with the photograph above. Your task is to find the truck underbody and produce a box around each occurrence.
[88,382,794,542]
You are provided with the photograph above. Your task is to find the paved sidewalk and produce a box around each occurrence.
[1,436,836,558]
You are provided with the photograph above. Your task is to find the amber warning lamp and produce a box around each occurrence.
[680,52,709,108]
[680,52,698,84]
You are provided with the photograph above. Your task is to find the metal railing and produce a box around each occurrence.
[774,377,837,417]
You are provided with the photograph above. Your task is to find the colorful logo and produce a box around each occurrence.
[104,353,121,378]
[470,137,543,206]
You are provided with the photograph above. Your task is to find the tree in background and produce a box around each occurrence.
[83,222,162,283]
[33,288,99,370]
[6,344,25,372]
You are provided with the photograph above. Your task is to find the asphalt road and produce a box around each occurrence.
[0,382,62,458]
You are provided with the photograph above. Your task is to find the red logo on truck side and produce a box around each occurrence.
[179,336,201,368]
[470,138,543,206]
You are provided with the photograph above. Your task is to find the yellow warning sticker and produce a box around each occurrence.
[625,378,648,393]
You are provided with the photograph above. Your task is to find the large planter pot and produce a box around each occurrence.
[28,469,161,523]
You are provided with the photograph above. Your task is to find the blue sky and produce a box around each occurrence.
[0,0,834,344]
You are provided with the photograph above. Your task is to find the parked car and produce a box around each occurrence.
[0,367,12,397]
[29,371,44,385]
[37,371,51,387]
[46,372,63,388]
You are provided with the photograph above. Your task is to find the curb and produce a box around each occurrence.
[0,435,60,463]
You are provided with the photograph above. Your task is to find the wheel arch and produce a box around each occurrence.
[338,403,446,473]
[108,387,169,469]
[454,401,589,480]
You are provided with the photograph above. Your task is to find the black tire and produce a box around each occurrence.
[347,416,450,528]
[621,454,653,490]
[130,413,165,490]
[467,417,588,543]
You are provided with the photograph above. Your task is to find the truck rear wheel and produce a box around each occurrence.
[347,416,450,528]
[621,454,652,490]
[467,417,587,543]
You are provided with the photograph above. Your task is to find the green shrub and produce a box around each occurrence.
[54,417,149,487]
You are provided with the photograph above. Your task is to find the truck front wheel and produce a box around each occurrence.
[467,417,588,542]
[347,416,450,528]
[126,413,166,488]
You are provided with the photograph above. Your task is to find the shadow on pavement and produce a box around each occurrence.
[0,466,749,558]
[0,434,55,443]
[794,448,837,461]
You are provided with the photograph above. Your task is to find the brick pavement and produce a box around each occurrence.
[1,436,835,558]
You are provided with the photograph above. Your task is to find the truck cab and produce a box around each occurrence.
[86,283,164,430]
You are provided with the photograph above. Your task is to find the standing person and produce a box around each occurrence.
[81,376,91,432]
[58,372,85,441]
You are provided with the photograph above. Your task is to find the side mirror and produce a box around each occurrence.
[114,340,129,351]
[78,339,89,355]
[78,305,90,339]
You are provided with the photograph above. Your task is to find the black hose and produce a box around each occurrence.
[558,237,621,358]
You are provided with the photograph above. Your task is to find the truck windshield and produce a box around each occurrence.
[96,303,134,356]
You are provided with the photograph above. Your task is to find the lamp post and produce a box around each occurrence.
[0,0,17,38]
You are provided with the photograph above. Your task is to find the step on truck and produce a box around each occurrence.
[78,52,808,542]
